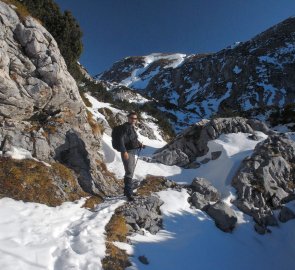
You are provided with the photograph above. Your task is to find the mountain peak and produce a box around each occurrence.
[98,16,295,132]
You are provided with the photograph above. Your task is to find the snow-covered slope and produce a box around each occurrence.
[98,17,295,132]
[1,92,295,270]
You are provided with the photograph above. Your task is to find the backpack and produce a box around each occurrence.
[111,124,125,151]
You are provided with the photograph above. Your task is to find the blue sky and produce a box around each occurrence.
[55,0,295,75]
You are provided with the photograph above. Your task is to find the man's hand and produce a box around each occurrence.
[123,151,129,160]
[139,142,145,149]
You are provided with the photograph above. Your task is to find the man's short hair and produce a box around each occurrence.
[127,111,137,117]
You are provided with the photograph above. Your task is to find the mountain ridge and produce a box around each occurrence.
[97,16,295,132]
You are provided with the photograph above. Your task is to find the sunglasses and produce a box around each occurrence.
[129,117,138,120]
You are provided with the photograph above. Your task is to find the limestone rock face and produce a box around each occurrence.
[0,2,121,198]
[153,117,273,166]
[232,135,295,227]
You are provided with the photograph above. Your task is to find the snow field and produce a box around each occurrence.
[0,198,124,270]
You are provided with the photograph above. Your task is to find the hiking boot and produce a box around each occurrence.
[124,191,137,202]
[127,194,136,202]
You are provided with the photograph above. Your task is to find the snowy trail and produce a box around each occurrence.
[0,198,124,270]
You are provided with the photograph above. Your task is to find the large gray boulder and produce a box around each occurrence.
[206,201,238,232]
[190,192,210,210]
[153,117,274,166]
[153,148,190,166]
[191,177,220,202]
[232,135,295,227]
[0,2,121,197]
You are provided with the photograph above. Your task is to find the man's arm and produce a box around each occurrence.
[120,135,129,160]
[118,127,129,160]
[118,132,127,153]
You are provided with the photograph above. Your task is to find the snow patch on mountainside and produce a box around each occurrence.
[120,53,186,89]
[144,53,186,69]
[233,65,242,74]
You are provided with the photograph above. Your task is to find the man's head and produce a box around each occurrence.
[127,111,138,125]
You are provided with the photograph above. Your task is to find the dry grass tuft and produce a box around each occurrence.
[103,242,131,270]
[79,90,92,107]
[82,195,103,210]
[2,0,30,20]
[0,158,87,206]
[87,110,104,136]
[102,212,131,270]
[105,213,128,242]
[136,175,173,196]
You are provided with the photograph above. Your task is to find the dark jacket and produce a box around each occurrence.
[118,122,140,153]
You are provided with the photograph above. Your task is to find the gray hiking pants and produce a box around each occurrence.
[121,150,136,196]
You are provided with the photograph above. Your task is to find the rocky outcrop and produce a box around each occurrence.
[137,121,157,140]
[97,107,126,132]
[119,196,163,235]
[102,176,180,270]
[117,176,182,235]
[189,177,220,210]
[188,177,237,232]
[232,135,295,229]
[98,18,295,130]
[206,201,238,232]
[153,117,273,166]
[0,2,121,198]
[111,85,149,105]
[191,177,220,201]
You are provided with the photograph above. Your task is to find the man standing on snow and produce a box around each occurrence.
[117,111,143,201]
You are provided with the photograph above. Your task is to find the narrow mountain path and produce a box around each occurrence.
[0,198,125,270]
